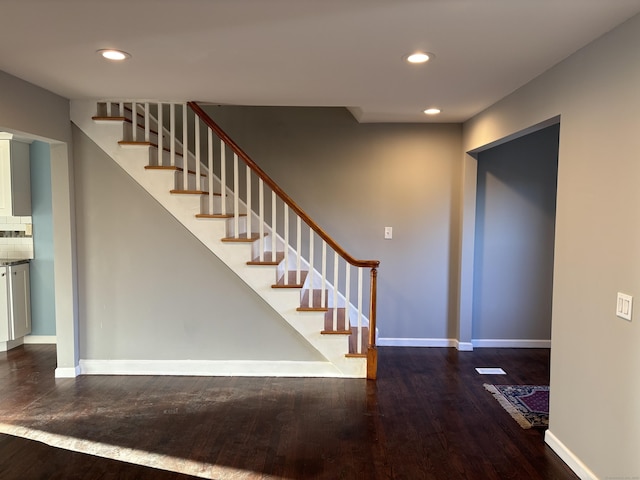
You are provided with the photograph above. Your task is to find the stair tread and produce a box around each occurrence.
[297,289,329,311]
[144,165,207,177]
[321,308,350,334]
[92,116,127,122]
[221,233,263,242]
[272,271,308,288]
[145,165,179,170]
[248,252,285,265]
[118,140,152,146]
[170,189,209,195]
[197,212,246,218]
[196,213,234,219]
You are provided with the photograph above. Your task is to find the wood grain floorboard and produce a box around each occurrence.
[0,345,577,479]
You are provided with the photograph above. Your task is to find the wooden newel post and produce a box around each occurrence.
[367,267,378,380]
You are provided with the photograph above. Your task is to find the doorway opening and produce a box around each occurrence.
[471,123,560,347]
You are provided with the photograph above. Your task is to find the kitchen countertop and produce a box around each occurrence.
[0,259,31,266]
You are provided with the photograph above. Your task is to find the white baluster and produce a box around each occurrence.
[170,104,176,167]
[357,267,363,354]
[246,166,252,237]
[296,217,301,284]
[131,101,137,141]
[308,228,314,308]
[144,102,150,143]
[333,251,339,330]
[220,140,226,216]
[118,101,124,119]
[233,153,239,238]
[195,113,201,190]
[321,241,327,309]
[259,179,264,262]
[271,191,276,262]
[283,205,289,285]
[106,102,112,117]
[182,104,188,191]
[208,128,214,214]
[158,104,163,167]
[345,263,351,334]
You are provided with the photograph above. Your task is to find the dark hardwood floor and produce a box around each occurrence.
[0,345,577,479]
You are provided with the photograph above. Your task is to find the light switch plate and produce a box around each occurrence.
[616,292,633,321]
[384,226,392,239]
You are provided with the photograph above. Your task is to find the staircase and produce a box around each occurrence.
[71,100,379,379]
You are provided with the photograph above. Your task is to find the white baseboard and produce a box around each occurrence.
[377,337,457,348]
[24,335,57,344]
[79,359,351,377]
[455,340,474,351]
[376,338,549,349]
[55,365,81,378]
[545,430,597,480]
[472,339,551,348]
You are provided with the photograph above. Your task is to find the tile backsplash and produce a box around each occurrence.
[0,216,34,259]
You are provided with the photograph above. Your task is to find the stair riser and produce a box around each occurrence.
[152,148,185,169]
[225,216,252,237]
[122,127,161,144]
[198,196,236,217]
[173,171,215,192]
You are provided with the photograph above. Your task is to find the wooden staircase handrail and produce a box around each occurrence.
[188,101,380,270]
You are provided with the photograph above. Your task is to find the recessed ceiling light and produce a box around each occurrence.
[405,52,432,64]
[423,108,441,115]
[97,49,131,61]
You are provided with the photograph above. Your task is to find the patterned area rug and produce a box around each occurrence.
[484,384,549,429]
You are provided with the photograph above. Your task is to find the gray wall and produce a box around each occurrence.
[0,69,78,371]
[462,13,640,478]
[0,70,71,144]
[203,106,462,342]
[72,125,322,361]
[472,124,558,341]
[29,141,56,336]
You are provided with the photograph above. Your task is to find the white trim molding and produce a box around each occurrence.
[24,335,57,344]
[55,365,81,378]
[78,359,357,378]
[545,430,597,480]
[472,339,551,348]
[377,338,457,348]
[455,340,474,351]
[375,338,549,349]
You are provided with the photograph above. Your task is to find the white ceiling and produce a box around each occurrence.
[2,0,640,123]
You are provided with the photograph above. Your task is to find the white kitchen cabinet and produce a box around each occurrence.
[0,132,31,217]
[0,262,32,348]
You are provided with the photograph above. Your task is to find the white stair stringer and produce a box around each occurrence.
[71,100,365,378]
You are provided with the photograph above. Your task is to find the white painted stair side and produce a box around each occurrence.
[71,100,365,378]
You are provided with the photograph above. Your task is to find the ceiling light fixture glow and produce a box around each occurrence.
[406,52,431,64]
[423,108,441,115]
[97,49,131,61]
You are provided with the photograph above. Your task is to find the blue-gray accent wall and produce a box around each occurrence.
[29,141,56,335]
